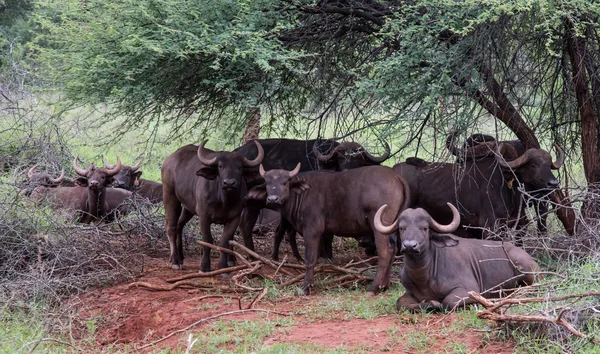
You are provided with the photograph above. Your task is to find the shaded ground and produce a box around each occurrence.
[64,234,517,353]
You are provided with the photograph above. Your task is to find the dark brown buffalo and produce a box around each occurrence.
[103,157,163,204]
[22,165,75,196]
[236,138,390,260]
[247,164,410,295]
[29,157,130,223]
[374,203,539,311]
[394,134,565,239]
[161,140,263,271]
[449,133,552,233]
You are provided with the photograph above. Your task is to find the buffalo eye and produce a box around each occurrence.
[422,227,428,232]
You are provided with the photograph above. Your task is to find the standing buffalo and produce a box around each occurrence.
[374,203,539,311]
[29,157,131,223]
[236,138,391,260]
[394,133,565,239]
[161,141,263,271]
[247,164,410,295]
[103,157,163,204]
[449,133,554,233]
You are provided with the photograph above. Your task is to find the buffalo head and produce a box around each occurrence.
[196,140,264,191]
[73,156,122,190]
[313,140,390,171]
[495,145,564,190]
[251,162,310,206]
[374,203,461,256]
[104,157,142,190]
[22,164,65,196]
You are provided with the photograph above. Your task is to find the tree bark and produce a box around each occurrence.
[242,107,261,144]
[566,19,600,220]
[474,65,576,235]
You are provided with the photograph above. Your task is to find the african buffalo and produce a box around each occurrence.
[450,133,552,233]
[103,157,163,204]
[22,165,75,196]
[29,157,131,223]
[374,203,539,311]
[394,133,565,239]
[236,138,390,260]
[247,164,410,295]
[161,140,263,271]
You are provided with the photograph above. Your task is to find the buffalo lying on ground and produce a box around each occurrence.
[374,203,539,311]
[449,133,555,233]
[161,141,263,271]
[22,164,75,196]
[247,164,409,295]
[103,157,163,204]
[236,138,391,261]
[29,157,132,223]
[394,132,565,238]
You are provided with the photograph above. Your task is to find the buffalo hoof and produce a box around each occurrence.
[172,264,183,270]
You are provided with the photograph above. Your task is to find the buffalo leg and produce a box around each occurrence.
[238,206,259,252]
[302,232,321,295]
[272,217,304,262]
[176,208,194,266]
[164,199,184,269]
[396,293,444,312]
[218,216,241,271]
[441,288,478,311]
[319,233,334,261]
[287,227,303,262]
[368,232,394,295]
[198,214,214,272]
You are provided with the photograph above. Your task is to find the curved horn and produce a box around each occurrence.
[373,204,399,235]
[49,169,65,184]
[197,140,218,166]
[105,156,122,176]
[313,141,341,162]
[27,164,39,178]
[551,144,565,170]
[447,132,499,159]
[103,156,115,169]
[362,140,391,163]
[496,147,532,169]
[288,162,301,178]
[429,203,461,234]
[130,159,143,172]
[445,131,464,157]
[259,164,266,177]
[73,156,90,176]
[242,140,264,167]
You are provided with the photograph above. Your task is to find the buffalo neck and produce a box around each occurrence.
[403,246,435,283]
[87,186,107,219]
[280,191,304,229]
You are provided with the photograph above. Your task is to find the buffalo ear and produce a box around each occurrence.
[75,177,88,187]
[247,184,267,201]
[132,171,143,179]
[431,233,459,248]
[291,180,310,194]
[105,177,115,186]
[196,167,218,180]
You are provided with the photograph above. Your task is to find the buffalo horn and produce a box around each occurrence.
[358,141,391,163]
[242,140,264,167]
[446,131,499,159]
[259,164,266,177]
[50,169,65,184]
[288,162,301,178]
[27,164,39,178]
[105,156,122,176]
[373,204,399,235]
[103,156,114,169]
[73,156,90,176]
[429,203,461,234]
[496,146,531,169]
[130,159,143,172]
[551,144,565,170]
[197,140,218,166]
[313,141,341,162]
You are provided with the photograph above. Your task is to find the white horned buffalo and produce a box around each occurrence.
[374,203,539,311]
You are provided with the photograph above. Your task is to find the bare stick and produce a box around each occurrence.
[274,254,288,277]
[166,264,250,283]
[197,240,253,267]
[229,240,294,275]
[181,294,243,310]
[469,290,600,312]
[231,262,264,291]
[344,256,378,268]
[128,281,241,293]
[135,309,292,350]
[16,337,83,353]
[248,287,269,309]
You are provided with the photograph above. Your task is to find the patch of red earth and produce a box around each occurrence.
[67,255,515,353]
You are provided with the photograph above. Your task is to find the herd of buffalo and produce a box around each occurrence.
[22,132,563,310]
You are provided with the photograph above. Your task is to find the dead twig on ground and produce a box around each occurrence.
[165,264,250,283]
[16,337,83,353]
[229,240,294,276]
[247,287,269,309]
[196,240,253,267]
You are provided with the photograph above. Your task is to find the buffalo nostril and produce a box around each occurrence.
[223,179,237,187]
[267,196,280,204]
[402,240,418,250]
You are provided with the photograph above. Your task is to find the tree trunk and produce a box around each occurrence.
[473,65,576,235]
[566,19,600,220]
[242,107,261,145]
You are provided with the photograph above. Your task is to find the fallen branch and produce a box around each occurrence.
[469,291,600,314]
[135,309,292,350]
[229,240,294,276]
[16,337,83,353]
[196,240,253,267]
[231,262,264,291]
[165,264,250,283]
[247,287,269,309]
[128,281,241,293]
[182,295,243,310]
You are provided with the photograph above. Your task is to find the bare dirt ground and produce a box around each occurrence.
[64,234,517,353]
